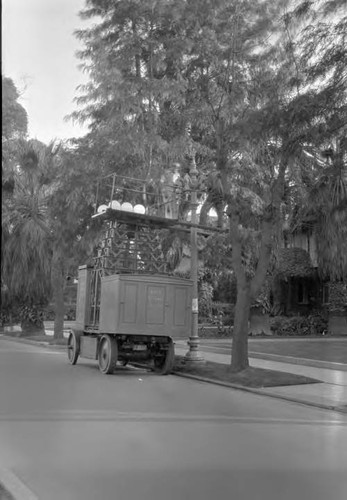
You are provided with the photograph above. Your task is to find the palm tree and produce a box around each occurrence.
[1,139,59,333]
[311,145,347,281]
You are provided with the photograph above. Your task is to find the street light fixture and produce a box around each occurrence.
[184,151,205,363]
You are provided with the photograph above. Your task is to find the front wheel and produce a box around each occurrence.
[67,330,81,365]
[153,339,175,375]
[98,335,118,374]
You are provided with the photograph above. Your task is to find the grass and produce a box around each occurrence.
[248,339,347,363]
[206,338,347,364]
[173,355,321,388]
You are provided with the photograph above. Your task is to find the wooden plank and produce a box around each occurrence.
[92,208,227,234]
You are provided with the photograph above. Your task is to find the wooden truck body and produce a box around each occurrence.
[68,265,192,374]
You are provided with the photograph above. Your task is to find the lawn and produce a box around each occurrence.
[201,338,347,364]
[248,339,347,363]
[173,356,321,388]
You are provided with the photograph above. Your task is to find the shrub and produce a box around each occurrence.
[270,313,328,336]
[328,282,347,313]
[42,307,76,321]
[19,305,45,332]
[199,281,214,319]
[270,316,301,336]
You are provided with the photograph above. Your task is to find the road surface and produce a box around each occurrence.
[0,337,346,500]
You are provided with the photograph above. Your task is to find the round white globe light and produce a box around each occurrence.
[97,204,108,213]
[110,200,121,210]
[208,208,218,217]
[133,204,146,214]
[121,202,133,212]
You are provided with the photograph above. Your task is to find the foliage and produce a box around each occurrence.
[18,305,45,333]
[198,281,214,319]
[71,0,192,184]
[252,279,274,315]
[198,325,233,339]
[310,160,347,280]
[47,144,103,271]
[2,77,28,208]
[283,0,347,281]
[212,272,238,305]
[270,312,328,336]
[42,306,76,321]
[328,282,347,313]
[1,135,101,335]
[1,139,58,305]
[2,76,28,140]
[275,247,314,278]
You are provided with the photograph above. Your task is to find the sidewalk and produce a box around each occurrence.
[174,341,347,414]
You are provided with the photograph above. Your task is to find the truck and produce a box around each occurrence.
[67,191,193,375]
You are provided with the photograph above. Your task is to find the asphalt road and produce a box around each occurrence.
[1,337,347,500]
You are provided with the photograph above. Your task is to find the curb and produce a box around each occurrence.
[172,371,347,415]
[0,468,38,500]
[0,335,66,350]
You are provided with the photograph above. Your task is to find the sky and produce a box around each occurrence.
[2,0,91,144]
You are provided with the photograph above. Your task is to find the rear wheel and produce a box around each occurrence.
[98,335,118,374]
[67,330,81,365]
[153,339,174,375]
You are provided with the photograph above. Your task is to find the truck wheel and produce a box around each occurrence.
[153,339,174,375]
[67,330,81,365]
[98,335,118,374]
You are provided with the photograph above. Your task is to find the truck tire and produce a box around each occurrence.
[98,335,118,374]
[67,330,81,365]
[153,339,174,375]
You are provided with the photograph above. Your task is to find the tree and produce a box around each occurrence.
[71,0,346,371]
[71,0,191,186]
[2,76,28,197]
[1,135,101,337]
[1,139,59,333]
[2,76,28,141]
[288,0,347,282]
[71,0,293,371]
[47,143,102,339]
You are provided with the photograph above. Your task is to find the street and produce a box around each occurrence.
[1,337,347,500]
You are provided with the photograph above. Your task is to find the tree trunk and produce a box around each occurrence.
[227,151,288,371]
[51,249,65,340]
[216,203,224,228]
[199,197,214,226]
[231,284,251,371]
